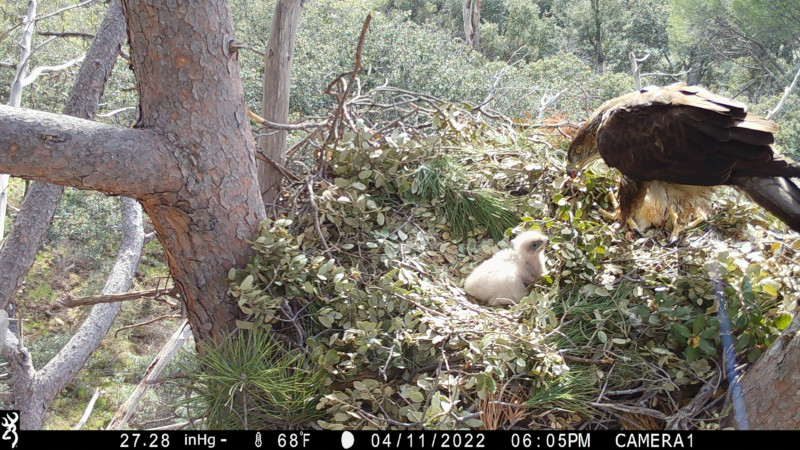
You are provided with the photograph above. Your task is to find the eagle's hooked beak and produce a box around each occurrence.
[565,162,577,180]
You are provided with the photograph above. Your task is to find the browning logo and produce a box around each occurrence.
[0,411,18,449]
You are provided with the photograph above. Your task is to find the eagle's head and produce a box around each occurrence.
[566,117,603,178]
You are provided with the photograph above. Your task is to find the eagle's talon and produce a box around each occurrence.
[599,208,616,220]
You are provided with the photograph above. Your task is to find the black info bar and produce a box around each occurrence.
[6,430,794,450]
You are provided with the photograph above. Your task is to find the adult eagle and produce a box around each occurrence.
[566,82,800,236]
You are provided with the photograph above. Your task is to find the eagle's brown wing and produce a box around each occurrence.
[595,83,798,186]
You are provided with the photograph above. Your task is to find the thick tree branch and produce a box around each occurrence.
[0,105,179,197]
[3,196,146,429]
[0,0,127,311]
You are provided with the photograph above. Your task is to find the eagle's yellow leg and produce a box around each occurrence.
[599,208,616,220]
[669,210,706,242]
[668,209,683,242]
[685,216,706,230]
[601,197,643,234]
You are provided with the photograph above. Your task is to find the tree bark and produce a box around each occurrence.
[461,0,482,51]
[736,312,800,428]
[0,0,127,310]
[120,0,266,343]
[258,0,303,205]
[1,0,268,346]
[591,0,604,74]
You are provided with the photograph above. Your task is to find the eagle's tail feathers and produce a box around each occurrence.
[729,126,775,146]
[740,115,778,133]
[733,177,800,232]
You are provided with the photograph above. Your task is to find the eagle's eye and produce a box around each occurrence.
[575,148,581,154]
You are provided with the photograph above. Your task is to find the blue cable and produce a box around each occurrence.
[712,258,749,430]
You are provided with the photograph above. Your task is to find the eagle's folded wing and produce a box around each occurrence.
[594,83,793,186]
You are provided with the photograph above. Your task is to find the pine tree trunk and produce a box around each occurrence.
[736,312,800,429]
[0,0,269,346]
[121,0,266,343]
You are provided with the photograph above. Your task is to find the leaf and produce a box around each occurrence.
[594,287,610,297]
[761,282,778,297]
[240,275,254,291]
[697,338,716,355]
[747,347,762,363]
[672,323,691,339]
[692,314,705,334]
[408,390,425,403]
[463,418,483,428]
[324,349,340,365]
[775,313,792,330]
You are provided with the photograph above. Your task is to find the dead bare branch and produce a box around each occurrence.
[73,387,101,430]
[107,320,192,429]
[60,286,179,308]
[113,313,182,338]
[35,0,97,23]
[38,31,95,39]
[766,62,800,120]
[247,109,324,131]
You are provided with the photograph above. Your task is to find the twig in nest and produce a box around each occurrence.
[562,354,615,365]
[664,371,722,430]
[528,136,553,149]
[372,286,448,317]
[590,402,668,421]
[281,298,306,348]
[321,13,373,159]
[247,109,325,131]
[306,179,332,255]
[256,149,300,182]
